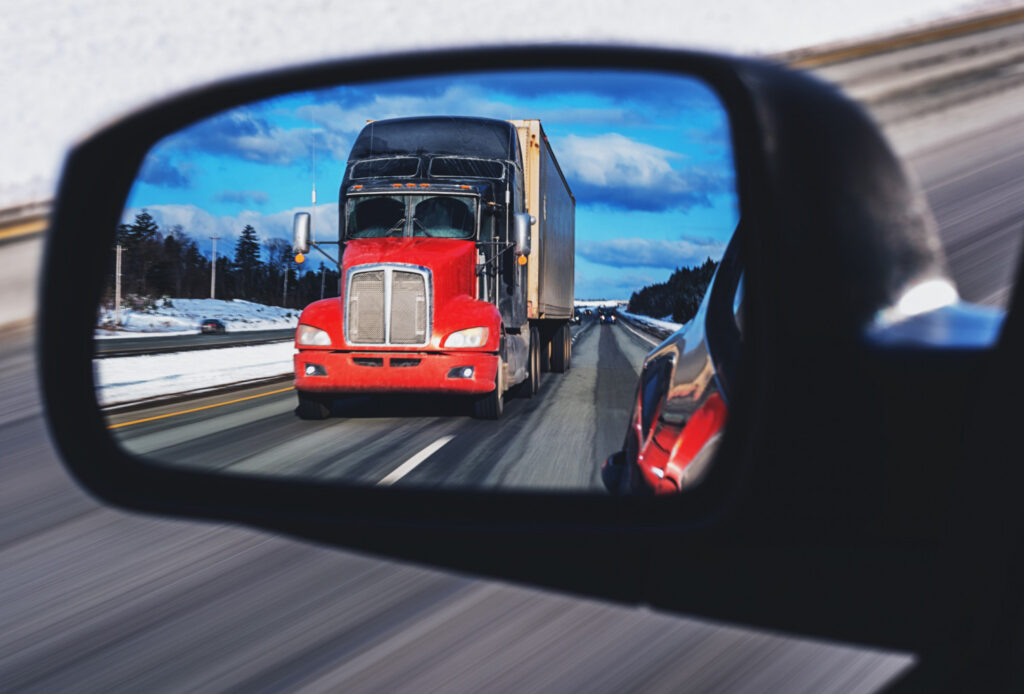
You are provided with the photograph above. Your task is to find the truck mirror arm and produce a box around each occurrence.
[308,241,340,269]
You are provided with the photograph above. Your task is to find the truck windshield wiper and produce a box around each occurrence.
[412,218,437,237]
[386,218,406,236]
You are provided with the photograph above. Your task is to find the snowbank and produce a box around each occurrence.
[94,342,294,406]
[96,298,300,335]
[619,310,686,335]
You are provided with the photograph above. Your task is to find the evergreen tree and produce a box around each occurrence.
[627,257,719,324]
[117,210,164,296]
[233,225,261,298]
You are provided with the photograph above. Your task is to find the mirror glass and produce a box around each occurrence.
[93,68,740,493]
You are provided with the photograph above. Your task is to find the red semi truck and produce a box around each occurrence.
[292,116,575,419]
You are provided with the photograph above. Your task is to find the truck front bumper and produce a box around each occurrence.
[294,350,499,395]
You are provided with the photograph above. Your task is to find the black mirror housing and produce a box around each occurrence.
[42,44,1004,659]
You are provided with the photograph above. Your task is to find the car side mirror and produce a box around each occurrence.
[39,45,1015,669]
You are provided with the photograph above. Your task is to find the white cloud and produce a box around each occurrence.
[124,202,340,247]
[578,237,726,268]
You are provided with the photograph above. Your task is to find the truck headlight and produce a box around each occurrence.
[443,327,488,348]
[297,324,331,346]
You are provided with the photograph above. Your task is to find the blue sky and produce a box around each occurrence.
[125,69,738,300]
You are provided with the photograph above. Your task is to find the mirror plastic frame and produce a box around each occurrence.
[43,45,1010,671]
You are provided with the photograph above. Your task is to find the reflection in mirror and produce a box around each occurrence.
[93,69,739,493]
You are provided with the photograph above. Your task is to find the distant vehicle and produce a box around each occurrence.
[200,318,226,334]
[572,310,582,324]
[599,312,616,325]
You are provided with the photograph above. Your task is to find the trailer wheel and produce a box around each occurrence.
[472,370,504,420]
[550,323,570,373]
[522,326,541,397]
[296,392,331,420]
[539,328,551,373]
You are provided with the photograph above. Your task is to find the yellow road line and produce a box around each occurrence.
[787,8,1024,68]
[0,217,47,242]
[108,386,294,429]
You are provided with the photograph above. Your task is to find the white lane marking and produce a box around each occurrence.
[377,435,455,486]
[618,318,661,346]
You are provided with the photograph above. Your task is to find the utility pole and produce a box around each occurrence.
[210,235,220,299]
[114,245,122,327]
[311,124,317,245]
[283,262,288,307]
[320,264,326,299]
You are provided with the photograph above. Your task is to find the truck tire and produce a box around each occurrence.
[550,323,570,373]
[472,370,504,420]
[296,392,331,420]
[523,326,541,397]
[539,328,551,373]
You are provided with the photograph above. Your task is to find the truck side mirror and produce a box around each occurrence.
[293,212,311,255]
[514,213,534,257]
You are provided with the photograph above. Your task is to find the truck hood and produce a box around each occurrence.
[343,237,476,277]
[341,238,481,348]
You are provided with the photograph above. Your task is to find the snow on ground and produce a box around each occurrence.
[94,342,294,406]
[575,300,628,308]
[619,309,686,335]
[96,298,300,335]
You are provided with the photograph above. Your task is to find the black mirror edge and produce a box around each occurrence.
[38,44,971,663]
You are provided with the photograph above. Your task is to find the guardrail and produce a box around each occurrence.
[0,200,49,244]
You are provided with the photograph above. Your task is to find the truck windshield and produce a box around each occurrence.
[346,194,476,240]
[346,196,406,238]
[412,195,475,239]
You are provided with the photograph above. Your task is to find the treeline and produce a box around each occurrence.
[627,258,718,324]
[103,210,339,309]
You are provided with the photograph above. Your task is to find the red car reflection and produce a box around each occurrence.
[603,230,742,495]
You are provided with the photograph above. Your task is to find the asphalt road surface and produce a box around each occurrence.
[6,35,1024,694]
[109,319,636,490]
[907,115,1024,308]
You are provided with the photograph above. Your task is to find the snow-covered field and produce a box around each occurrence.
[619,310,686,335]
[94,342,294,406]
[96,298,299,335]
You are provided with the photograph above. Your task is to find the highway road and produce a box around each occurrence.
[108,319,631,489]
[5,20,1024,694]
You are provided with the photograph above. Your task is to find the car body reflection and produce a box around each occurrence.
[603,225,742,494]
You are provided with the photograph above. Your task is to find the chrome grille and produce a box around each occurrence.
[348,270,385,344]
[390,271,427,344]
[345,265,431,346]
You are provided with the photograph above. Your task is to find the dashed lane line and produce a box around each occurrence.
[377,435,456,486]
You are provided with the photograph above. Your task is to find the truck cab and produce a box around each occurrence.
[293,116,573,420]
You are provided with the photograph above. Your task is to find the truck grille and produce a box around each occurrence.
[346,265,431,346]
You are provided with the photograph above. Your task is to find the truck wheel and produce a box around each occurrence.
[550,323,570,373]
[523,326,541,397]
[296,392,331,420]
[472,371,504,420]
